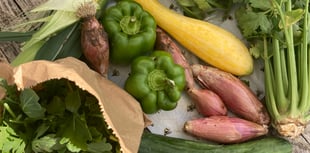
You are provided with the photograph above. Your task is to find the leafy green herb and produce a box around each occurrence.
[20,88,46,119]
[87,139,113,153]
[176,0,231,19]
[235,10,273,37]
[0,124,26,153]
[32,134,63,152]
[0,78,119,152]
[64,90,81,113]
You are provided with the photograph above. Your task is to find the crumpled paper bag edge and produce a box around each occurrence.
[2,57,147,153]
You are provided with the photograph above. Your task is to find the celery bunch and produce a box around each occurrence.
[235,0,309,138]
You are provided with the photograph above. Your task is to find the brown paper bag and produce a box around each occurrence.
[0,57,149,153]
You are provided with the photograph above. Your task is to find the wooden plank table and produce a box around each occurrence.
[0,0,309,152]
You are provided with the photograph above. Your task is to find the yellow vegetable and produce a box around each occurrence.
[134,0,253,76]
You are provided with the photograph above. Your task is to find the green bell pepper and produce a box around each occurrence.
[125,51,186,114]
[102,0,157,64]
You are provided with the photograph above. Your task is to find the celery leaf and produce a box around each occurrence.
[20,88,46,119]
[87,139,113,153]
[236,9,272,37]
[58,114,92,151]
[32,134,64,152]
[0,126,26,153]
[65,90,81,113]
[249,0,272,10]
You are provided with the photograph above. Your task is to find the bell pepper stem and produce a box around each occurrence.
[166,79,175,87]
[148,69,175,91]
[120,16,141,35]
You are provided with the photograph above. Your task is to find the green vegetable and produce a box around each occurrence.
[34,22,82,61]
[0,31,34,42]
[0,78,119,153]
[102,0,157,64]
[176,0,229,19]
[234,0,310,138]
[11,10,79,66]
[138,132,292,153]
[124,51,186,114]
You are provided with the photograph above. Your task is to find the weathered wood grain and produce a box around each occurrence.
[0,0,47,63]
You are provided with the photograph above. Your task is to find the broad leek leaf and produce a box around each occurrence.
[21,11,79,51]
[0,31,34,42]
[34,22,82,61]
[11,40,45,66]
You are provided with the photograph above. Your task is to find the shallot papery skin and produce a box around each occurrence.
[184,116,268,144]
[191,64,270,125]
[155,27,195,90]
[188,88,227,116]
[81,16,109,77]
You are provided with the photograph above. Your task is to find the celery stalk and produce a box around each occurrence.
[263,0,310,138]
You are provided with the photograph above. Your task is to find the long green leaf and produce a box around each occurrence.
[34,22,82,61]
[11,11,79,66]
[0,31,34,42]
[22,10,79,51]
[11,40,46,66]
[56,26,82,59]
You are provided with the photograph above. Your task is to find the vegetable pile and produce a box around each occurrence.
[135,0,271,144]
[134,0,254,76]
[0,78,120,153]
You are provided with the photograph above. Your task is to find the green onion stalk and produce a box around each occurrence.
[264,0,309,138]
